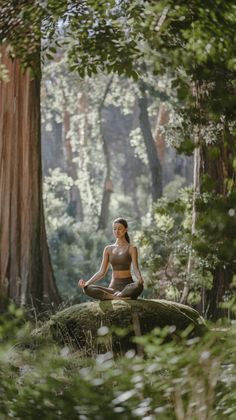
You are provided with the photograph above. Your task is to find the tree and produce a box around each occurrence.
[154,103,169,168]
[97,77,114,230]
[0,46,61,310]
[63,108,84,222]
[138,80,163,201]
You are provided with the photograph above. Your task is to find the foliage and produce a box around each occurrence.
[2,1,236,78]
[163,176,186,200]
[194,192,236,274]
[1,307,236,419]
[43,169,111,302]
[41,57,175,224]
[41,59,151,220]
[136,188,212,304]
[2,0,236,147]
[0,52,9,81]
[0,0,141,77]
[43,166,150,303]
[136,185,236,311]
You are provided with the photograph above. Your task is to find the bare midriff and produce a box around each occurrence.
[112,270,132,279]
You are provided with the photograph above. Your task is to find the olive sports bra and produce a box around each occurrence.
[109,245,132,271]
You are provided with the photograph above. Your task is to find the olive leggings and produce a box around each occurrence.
[84,277,143,300]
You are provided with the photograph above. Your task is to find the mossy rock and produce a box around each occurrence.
[32,299,207,354]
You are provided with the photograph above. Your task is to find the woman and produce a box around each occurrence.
[78,217,144,300]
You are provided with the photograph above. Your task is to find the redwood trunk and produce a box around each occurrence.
[0,47,61,311]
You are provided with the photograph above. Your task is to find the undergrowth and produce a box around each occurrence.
[0,306,236,420]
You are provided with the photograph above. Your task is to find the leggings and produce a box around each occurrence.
[84,277,143,301]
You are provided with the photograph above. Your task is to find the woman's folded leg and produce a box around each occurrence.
[84,284,116,300]
[117,282,143,299]
[84,279,143,301]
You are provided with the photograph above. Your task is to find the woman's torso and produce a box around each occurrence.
[109,244,132,278]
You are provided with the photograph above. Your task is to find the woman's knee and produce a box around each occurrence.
[119,282,143,299]
[84,285,99,299]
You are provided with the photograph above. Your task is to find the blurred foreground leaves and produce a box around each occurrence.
[0,306,236,419]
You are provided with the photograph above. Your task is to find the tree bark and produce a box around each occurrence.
[180,144,200,305]
[0,46,61,311]
[153,103,169,167]
[206,266,233,320]
[98,77,113,230]
[201,135,235,319]
[179,79,235,317]
[138,81,163,202]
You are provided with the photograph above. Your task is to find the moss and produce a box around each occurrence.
[32,299,207,354]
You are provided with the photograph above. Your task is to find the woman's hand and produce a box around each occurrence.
[139,277,144,285]
[78,279,87,288]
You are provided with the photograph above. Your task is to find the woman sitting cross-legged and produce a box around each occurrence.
[78,217,144,300]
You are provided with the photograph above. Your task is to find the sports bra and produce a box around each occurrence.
[109,245,132,271]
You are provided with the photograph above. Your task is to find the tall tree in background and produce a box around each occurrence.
[63,107,84,221]
[98,77,113,230]
[138,80,163,201]
[0,47,61,310]
[154,103,169,168]
[195,78,236,319]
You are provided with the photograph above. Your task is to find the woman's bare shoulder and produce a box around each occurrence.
[104,244,113,254]
[129,244,138,252]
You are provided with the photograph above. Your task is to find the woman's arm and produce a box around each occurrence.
[79,246,110,288]
[130,245,144,284]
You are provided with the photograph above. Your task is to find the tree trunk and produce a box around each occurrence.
[180,144,200,305]
[179,77,235,318]
[98,77,113,230]
[153,103,169,167]
[138,81,162,201]
[200,138,233,196]
[124,108,142,220]
[206,266,233,320]
[102,103,142,220]
[63,109,84,221]
[201,135,235,319]
[0,46,61,311]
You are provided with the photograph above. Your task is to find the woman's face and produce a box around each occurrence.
[113,222,127,239]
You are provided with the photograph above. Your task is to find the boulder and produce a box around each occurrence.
[32,299,207,354]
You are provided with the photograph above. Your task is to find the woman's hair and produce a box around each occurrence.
[113,217,130,243]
